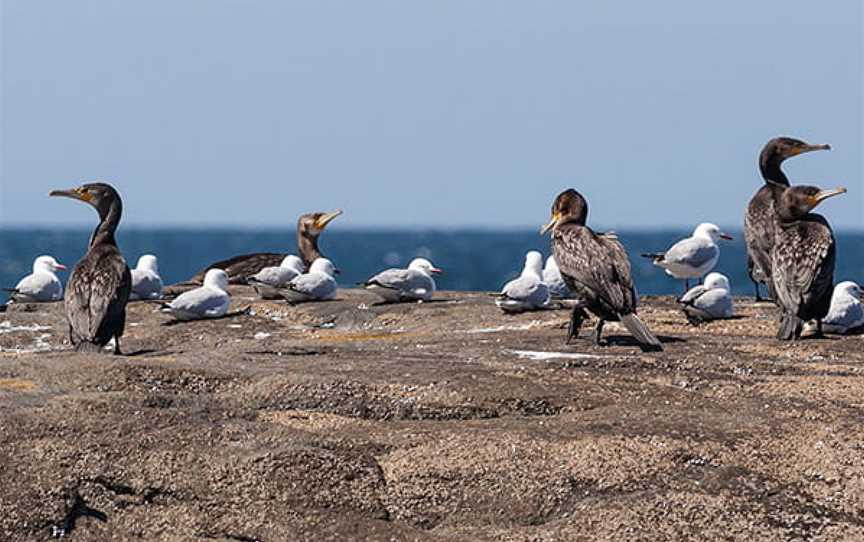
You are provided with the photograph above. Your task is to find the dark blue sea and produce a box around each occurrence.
[2,228,862,296]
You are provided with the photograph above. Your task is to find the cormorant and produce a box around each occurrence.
[183,210,342,285]
[542,189,662,351]
[769,183,845,340]
[50,183,132,354]
[745,137,830,301]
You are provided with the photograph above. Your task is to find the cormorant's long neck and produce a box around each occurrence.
[297,230,321,267]
[759,155,789,186]
[90,199,122,247]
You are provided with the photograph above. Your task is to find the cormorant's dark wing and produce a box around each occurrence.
[745,186,777,283]
[66,245,132,344]
[772,216,835,317]
[188,253,285,285]
[553,226,636,314]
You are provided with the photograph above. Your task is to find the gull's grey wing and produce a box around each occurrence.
[287,273,337,300]
[679,285,709,305]
[367,269,432,294]
[692,288,733,318]
[131,269,163,299]
[825,300,864,329]
[14,273,62,301]
[664,238,718,268]
[249,266,298,287]
[502,275,549,307]
[170,287,228,315]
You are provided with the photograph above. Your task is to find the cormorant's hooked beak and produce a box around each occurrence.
[790,143,831,157]
[49,187,93,203]
[540,213,560,235]
[314,209,343,230]
[812,187,847,205]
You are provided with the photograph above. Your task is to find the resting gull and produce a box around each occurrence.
[247,254,305,299]
[495,251,551,313]
[542,255,573,299]
[164,269,230,320]
[279,258,338,304]
[642,223,732,293]
[678,272,734,325]
[362,258,442,303]
[802,281,864,335]
[4,255,66,303]
[130,255,163,300]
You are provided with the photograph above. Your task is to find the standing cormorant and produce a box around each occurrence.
[542,189,662,351]
[745,137,830,300]
[50,183,132,354]
[183,210,342,285]
[769,183,845,340]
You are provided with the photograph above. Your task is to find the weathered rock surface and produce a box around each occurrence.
[2,288,864,541]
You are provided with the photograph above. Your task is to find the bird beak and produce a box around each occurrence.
[55,264,67,271]
[334,268,342,275]
[813,187,847,204]
[790,143,831,157]
[314,209,343,230]
[719,233,733,241]
[49,187,92,202]
[540,213,560,235]
[431,268,443,275]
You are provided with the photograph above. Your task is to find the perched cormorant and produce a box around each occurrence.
[745,137,830,300]
[769,183,845,340]
[184,210,342,285]
[542,189,662,351]
[50,183,132,354]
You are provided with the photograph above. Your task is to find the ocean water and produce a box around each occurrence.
[1,228,862,297]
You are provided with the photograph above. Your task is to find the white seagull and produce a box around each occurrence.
[130,254,163,300]
[804,281,864,335]
[4,255,66,303]
[163,268,230,320]
[642,223,732,293]
[362,258,442,303]
[247,254,305,299]
[542,255,573,299]
[496,251,551,313]
[279,258,338,304]
[678,272,734,325]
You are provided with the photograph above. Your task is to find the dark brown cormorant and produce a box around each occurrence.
[769,183,846,340]
[542,189,662,351]
[50,183,132,354]
[745,137,830,301]
[184,210,342,285]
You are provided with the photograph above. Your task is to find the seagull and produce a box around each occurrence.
[4,255,66,303]
[495,251,551,313]
[678,272,735,325]
[163,269,230,320]
[362,258,442,303]
[542,255,573,299]
[279,258,338,304]
[247,254,305,299]
[803,281,864,335]
[130,255,163,300]
[642,223,732,293]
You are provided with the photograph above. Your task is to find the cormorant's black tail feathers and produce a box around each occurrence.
[620,314,663,351]
[777,314,803,341]
[73,341,105,353]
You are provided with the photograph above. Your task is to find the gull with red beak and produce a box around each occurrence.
[361,257,443,303]
[641,223,733,293]
[3,255,67,303]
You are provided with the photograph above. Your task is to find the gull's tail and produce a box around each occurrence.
[620,313,663,351]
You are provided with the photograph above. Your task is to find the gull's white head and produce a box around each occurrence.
[522,251,543,279]
[544,255,559,272]
[33,255,66,274]
[136,254,159,273]
[309,258,337,277]
[834,281,862,301]
[280,255,305,273]
[693,223,733,243]
[408,258,443,275]
[203,269,230,291]
[704,272,731,291]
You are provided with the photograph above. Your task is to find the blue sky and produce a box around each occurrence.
[1,1,861,230]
